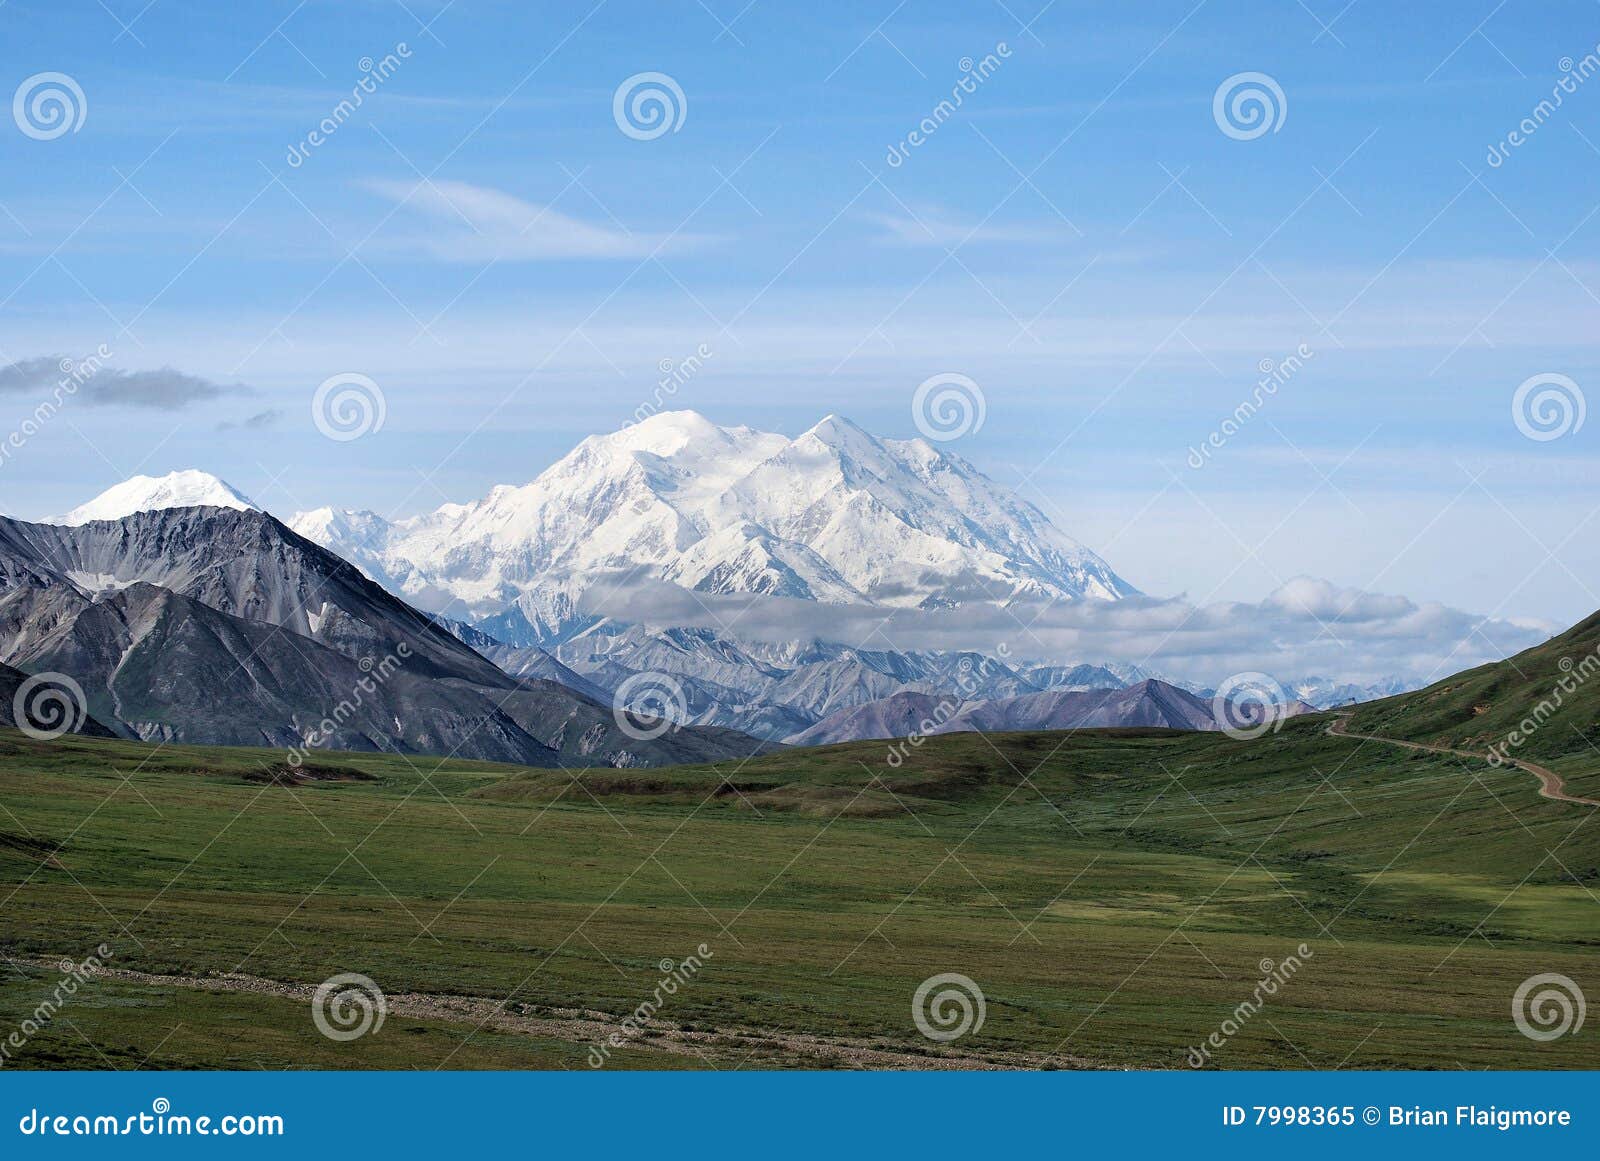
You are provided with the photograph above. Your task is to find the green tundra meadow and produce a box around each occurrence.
[2,701,1596,1070]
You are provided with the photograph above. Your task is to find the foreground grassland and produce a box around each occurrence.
[1,717,1597,1070]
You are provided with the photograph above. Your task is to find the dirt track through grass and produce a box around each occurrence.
[24,959,1094,1071]
[1327,715,1600,808]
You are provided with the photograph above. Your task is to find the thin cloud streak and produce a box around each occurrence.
[362,178,711,262]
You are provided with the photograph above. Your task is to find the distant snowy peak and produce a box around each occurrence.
[290,410,1138,643]
[1290,674,1414,709]
[46,470,258,526]
[290,506,391,553]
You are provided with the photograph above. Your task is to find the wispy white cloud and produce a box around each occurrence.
[865,206,1072,247]
[362,178,708,261]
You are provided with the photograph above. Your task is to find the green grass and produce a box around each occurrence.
[2,717,1597,1070]
[1351,608,1600,779]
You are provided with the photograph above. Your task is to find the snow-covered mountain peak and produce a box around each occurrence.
[46,470,258,526]
[290,413,1138,643]
[792,412,897,467]
[801,412,870,442]
[291,505,389,550]
[606,409,754,458]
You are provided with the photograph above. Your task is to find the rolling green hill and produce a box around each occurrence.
[1350,609,1600,766]
[1,714,1596,1070]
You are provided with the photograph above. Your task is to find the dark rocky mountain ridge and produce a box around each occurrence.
[0,508,769,768]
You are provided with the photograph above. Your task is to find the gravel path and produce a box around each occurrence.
[25,959,1103,1070]
[1328,714,1600,808]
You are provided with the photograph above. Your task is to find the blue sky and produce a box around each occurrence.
[2,0,1597,627]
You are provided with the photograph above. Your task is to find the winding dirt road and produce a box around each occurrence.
[1328,715,1600,808]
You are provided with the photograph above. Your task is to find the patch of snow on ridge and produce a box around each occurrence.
[64,571,137,596]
